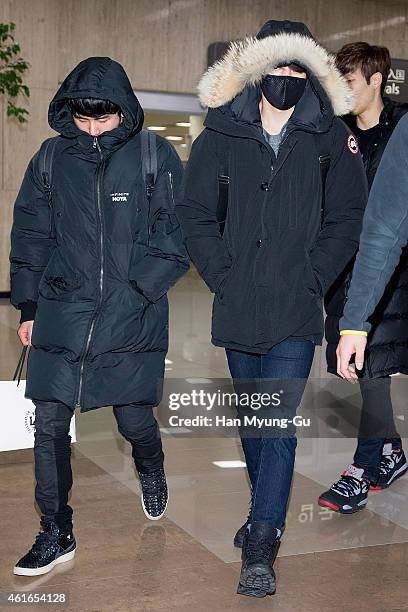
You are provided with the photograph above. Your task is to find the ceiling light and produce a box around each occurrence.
[147,126,167,131]
[176,122,191,127]
[166,136,183,141]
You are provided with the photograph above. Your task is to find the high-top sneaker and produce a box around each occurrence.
[14,522,76,576]
[237,522,280,598]
[370,442,408,490]
[318,464,370,514]
[139,467,168,521]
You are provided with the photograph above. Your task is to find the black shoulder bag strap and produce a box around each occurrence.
[216,148,230,236]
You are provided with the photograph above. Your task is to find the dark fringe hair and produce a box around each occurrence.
[336,42,391,94]
[66,97,121,118]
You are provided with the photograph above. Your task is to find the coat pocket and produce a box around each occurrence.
[304,251,322,298]
[39,273,81,301]
[128,279,150,309]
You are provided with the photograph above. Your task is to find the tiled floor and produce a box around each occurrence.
[1,271,408,610]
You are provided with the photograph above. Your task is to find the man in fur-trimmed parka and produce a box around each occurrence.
[178,20,367,598]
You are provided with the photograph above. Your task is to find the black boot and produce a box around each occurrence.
[234,489,252,548]
[234,519,249,548]
[234,515,285,549]
[237,522,280,597]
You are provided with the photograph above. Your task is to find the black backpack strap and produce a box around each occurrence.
[141,129,158,201]
[216,149,229,236]
[36,136,60,237]
[38,137,58,196]
[314,133,331,228]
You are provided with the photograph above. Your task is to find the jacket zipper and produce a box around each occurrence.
[76,136,105,407]
[260,163,274,239]
[167,171,175,209]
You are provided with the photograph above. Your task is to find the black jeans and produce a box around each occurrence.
[33,400,164,533]
[353,376,401,483]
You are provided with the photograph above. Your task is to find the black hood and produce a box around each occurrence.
[48,57,144,142]
[256,19,313,40]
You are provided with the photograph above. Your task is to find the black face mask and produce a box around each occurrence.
[261,75,307,110]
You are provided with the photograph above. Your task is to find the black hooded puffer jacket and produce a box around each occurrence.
[10,57,189,410]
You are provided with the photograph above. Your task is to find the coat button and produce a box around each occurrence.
[56,212,62,217]
[136,207,141,212]
[257,239,262,247]
[261,182,269,191]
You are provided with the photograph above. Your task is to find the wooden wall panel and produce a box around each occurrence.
[3,88,55,191]
[0,189,17,294]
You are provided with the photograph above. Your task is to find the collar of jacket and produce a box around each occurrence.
[204,78,334,150]
[343,97,408,135]
[199,32,351,141]
[380,96,408,126]
[69,123,139,158]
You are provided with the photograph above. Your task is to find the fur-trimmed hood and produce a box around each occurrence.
[199,26,353,117]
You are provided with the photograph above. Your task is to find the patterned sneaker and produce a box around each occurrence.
[14,522,76,576]
[318,465,370,514]
[139,468,168,521]
[370,443,408,490]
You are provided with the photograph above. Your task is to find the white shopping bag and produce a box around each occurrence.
[0,381,76,452]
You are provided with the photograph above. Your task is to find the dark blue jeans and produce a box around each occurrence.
[226,339,315,530]
[354,376,401,483]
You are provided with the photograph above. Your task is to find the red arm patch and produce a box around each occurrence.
[347,134,359,154]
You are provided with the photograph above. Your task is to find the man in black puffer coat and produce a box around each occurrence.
[321,42,408,515]
[178,20,367,598]
[10,57,189,577]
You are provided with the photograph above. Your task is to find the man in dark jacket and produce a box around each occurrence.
[10,57,189,576]
[320,43,408,515]
[178,20,367,598]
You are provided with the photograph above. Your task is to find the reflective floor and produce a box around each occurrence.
[1,270,407,611]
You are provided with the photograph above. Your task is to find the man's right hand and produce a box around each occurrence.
[336,333,367,383]
[18,321,34,347]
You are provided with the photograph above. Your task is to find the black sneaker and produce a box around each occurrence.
[139,467,168,520]
[371,443,408,490]
[237,522,279,598]
[14,522,76,576]
[318,464,370,514]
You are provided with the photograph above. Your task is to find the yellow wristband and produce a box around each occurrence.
[340,330,368,337]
